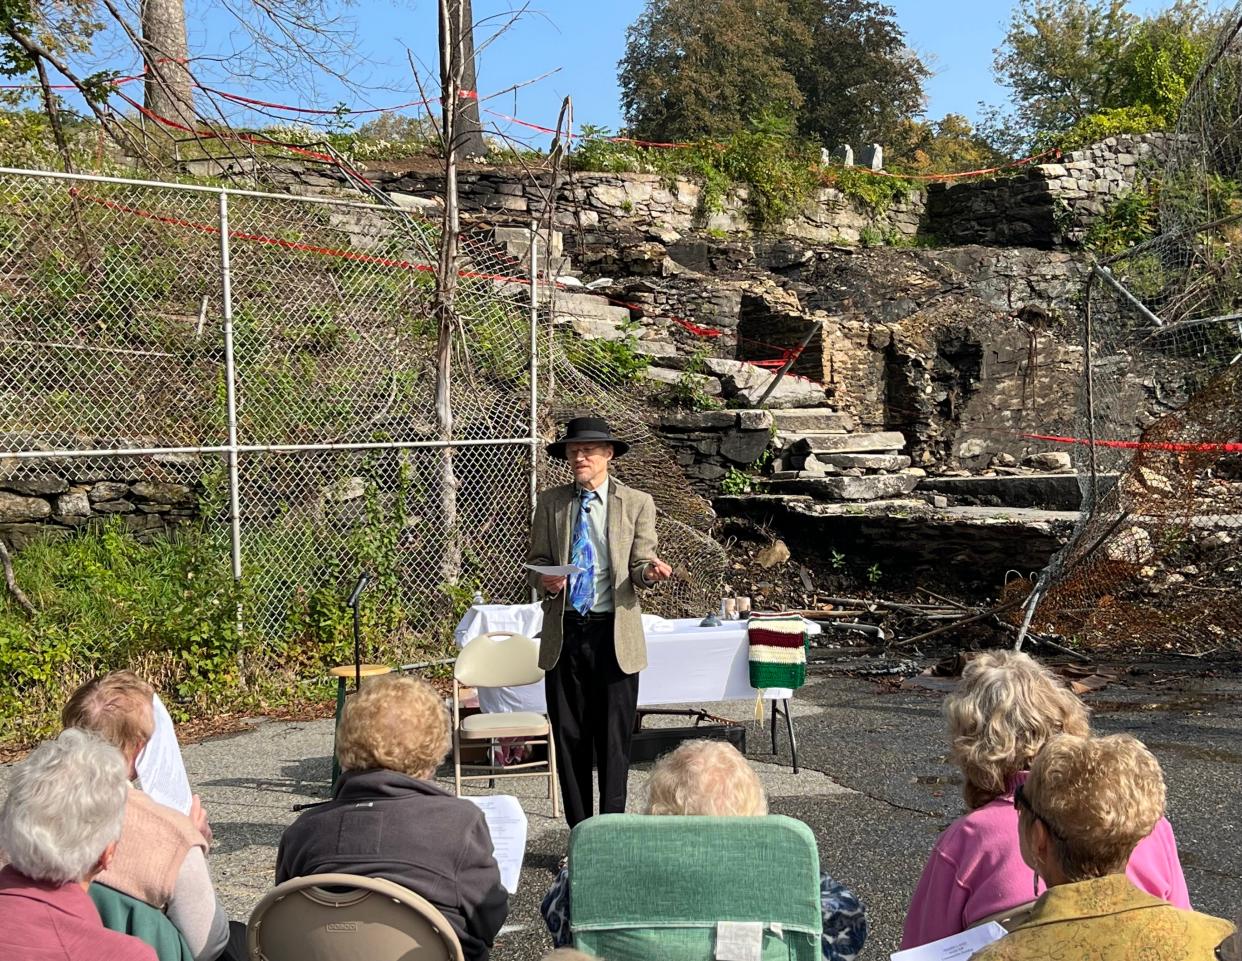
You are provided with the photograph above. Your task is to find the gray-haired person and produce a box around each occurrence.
[0,728,156,961]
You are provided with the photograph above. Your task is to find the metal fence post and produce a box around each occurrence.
[218,191,245,627]
[528,221,540,601]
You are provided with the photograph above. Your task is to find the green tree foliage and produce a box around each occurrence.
[1112,2,1215,119]
[619,0,805,143]
[618,0,927,148]
[888,113,1004,173]
[992,0,1220,150]
[783,0,929,148]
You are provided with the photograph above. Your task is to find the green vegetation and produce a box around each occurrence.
[618,0,927,153]
[666,346,723,410]
[719,467,754,495]
[1082,185,1160,255]
[571,117,916,231]
[990,0,1220,152]
[563,320,651,386]
[8,521,411,743]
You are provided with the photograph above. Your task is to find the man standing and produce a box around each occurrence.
[529,416,672,827]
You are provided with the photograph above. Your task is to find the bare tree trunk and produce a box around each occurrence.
[436,0,463,584]
[140,0,195,123]
[439,0,487,161]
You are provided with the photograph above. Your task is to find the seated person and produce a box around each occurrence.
[276,676,508,961]
[972,733,1234,960]
[901,650,1188,948]
[541,739,868,961]
[62,672,240,961]
[0,728,157,961]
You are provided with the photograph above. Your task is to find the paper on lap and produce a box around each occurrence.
[466,795,527,894]
[890,922,1007,961]
[135,693,194,815]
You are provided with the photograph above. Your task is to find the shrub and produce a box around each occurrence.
[1052,105,1166,152]
[1082,184,1159,255]
[819,164,916,214]
[564,321,651,386]
[666,346,722,410]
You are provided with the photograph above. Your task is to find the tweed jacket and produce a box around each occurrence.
[972,874,1234,961]
[528,477,659,674]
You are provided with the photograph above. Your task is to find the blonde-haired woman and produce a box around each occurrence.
[973,734,1232,960]
[901,650,1188,949]
[276,676,508,961]
[540,740,868,960]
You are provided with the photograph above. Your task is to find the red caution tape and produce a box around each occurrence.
[67,188,836,383]
[113,90,373,185]
[204,88,437,117]
[1023,432,1242,453]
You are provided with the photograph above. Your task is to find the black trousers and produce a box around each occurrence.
[545,611,640,828]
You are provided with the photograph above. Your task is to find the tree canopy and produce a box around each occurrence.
[992,0,1221,150]
[618,0,928,148]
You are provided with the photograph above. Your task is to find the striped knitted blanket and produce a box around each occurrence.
[748,613,808,690]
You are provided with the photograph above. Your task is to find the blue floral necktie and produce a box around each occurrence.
[569,489,597,615]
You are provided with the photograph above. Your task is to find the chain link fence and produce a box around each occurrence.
[0,164,724,737]
[1014,10,1242,653]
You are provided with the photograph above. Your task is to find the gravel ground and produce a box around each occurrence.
[3,666,1240,959]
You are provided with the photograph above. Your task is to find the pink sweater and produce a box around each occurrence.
[901,775,1190,949]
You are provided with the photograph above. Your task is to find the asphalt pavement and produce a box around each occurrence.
[3,665,1240,959]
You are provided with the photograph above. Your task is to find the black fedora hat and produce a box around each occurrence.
[547,416,630,460]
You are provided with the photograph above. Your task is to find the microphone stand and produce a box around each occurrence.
[346,570,373,691]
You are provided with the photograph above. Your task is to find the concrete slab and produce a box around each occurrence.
[917,473,1119,510]
[768,474,921,501]
[771,408,857,433]
[816,453,912,471]
[776,430,906,453]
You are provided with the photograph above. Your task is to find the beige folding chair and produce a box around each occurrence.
[453,630,558,817]
[246,873,464,961]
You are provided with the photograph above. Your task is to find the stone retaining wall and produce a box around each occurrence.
[925,134,1169,248]
[271,166,925,247]
[655,409,775,492]
[0,471,199,549]
[270,134,1165,252]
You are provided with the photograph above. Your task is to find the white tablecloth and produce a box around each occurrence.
[454,606,818,714]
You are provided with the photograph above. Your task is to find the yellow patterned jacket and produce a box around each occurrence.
[972,874,1235,961]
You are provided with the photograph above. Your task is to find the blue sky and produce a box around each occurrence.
[108,1,1233,142]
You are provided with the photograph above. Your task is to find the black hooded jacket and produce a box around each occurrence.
[276,769,509,961]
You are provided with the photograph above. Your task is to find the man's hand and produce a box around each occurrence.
[189,794,213,849]
[540,574,567,595]
[645,559,674,583]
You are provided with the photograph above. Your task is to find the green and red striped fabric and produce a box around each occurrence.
[747,614,808,690]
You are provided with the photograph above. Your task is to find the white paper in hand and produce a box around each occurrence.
[523,563,585,577]
[135,694,194,815]
[466,795,528,894]
[890,922,1008,961]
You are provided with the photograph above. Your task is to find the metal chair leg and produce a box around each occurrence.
[547,730,559,819]
[331,676,346,790]
[770,698,779,754]
[782,698,799,774]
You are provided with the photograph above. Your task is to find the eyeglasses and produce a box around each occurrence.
[1014,782,1065,841]
[566,444,609,460]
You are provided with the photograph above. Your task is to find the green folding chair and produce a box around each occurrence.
[568,814,823,961]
